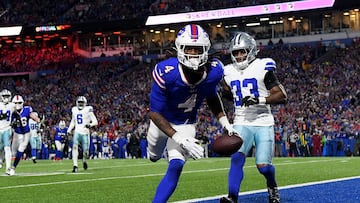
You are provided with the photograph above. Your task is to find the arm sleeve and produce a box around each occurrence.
[264,71,281,90]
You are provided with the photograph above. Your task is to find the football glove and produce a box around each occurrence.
[241,96,263,107]
[219,116,239,137]
[172,132,204,160]
[0,112,8,120]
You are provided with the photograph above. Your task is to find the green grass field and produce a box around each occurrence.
[0,157,359,203]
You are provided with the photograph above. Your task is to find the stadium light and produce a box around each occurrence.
[0,26,22,36]
[145,0,335,25]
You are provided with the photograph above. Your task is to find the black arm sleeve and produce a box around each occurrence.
[264,71,280,90]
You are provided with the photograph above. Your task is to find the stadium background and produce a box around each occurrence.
[0,0,359,161]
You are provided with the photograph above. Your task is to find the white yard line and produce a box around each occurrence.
[0,158,351,190]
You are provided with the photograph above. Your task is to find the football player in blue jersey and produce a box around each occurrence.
[220,32,287,203]
[9,95,40,176]
[147,24,239,203]
[51,120,68,160]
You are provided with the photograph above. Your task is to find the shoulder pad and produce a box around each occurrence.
[261,58,276,71]
[152,57,178,89]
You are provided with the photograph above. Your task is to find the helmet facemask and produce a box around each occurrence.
[76,96,87,110]
[230,32,258,70]
[59,120,66,129]
[1,89,12,104]
[175,24,211,70]
[12,95,24,110]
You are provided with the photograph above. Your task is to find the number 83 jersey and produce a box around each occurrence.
[223,58,276,126]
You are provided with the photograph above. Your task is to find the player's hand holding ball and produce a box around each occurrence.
[172,132,204,160]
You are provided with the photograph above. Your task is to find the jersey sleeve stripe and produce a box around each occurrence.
[265,61,276,71]
[152,69,166,89]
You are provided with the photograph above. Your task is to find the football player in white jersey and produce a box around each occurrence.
[67,96,98,173]
[220,32,287,203]
[29,112,42,163]
[0,89,16,174]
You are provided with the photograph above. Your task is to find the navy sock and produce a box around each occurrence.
[258,164,277,188]
[152,159,185,203]
[228,152,245,201]
[13,151,24,168]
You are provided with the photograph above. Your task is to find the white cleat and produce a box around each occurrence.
[7,167,15,176]
[5,168,11,176]
[0,163,3,169]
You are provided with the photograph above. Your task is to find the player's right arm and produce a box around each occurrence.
[67,108,75,134]
[149,111,176,137]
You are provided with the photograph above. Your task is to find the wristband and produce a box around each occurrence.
[259,97,266,104]
[219,116,231,129]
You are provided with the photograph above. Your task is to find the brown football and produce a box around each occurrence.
[213,135,243,155]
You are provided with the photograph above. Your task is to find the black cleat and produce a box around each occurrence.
[83,162,88,170]
[72,166,78,173]
[220,196,237,203]
[32,159,37,164]
[268,187,280,203]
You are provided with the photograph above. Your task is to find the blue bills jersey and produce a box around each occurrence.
[150,57,224,124]
[54,126,68,143]
[13,106,33,134]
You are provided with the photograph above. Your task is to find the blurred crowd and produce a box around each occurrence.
[0,0,297,25]
[1,36,359,160]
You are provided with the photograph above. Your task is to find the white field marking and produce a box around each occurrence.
[0,158,347,190]
[0,172,65,177]
[172,176,360,203]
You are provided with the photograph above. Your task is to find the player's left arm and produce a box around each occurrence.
[206,93,239,137]
[88,110,98,127]
[264,71,288,104]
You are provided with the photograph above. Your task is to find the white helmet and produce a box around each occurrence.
[12,95,24,110]
[230,32,259,70]
[76,96,87,110]
[59,120,66,129]
[175,24,210,70]
[1,89,12,104]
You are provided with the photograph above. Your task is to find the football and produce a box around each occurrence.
[212,134,243,155]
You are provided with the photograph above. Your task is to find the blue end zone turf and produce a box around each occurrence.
[174,176,360,203]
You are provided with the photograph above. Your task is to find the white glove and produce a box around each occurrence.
[172,132,204,160]
[219,116,239,137]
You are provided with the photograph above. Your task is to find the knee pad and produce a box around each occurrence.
[73,145,78,151]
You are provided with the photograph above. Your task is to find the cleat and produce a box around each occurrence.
[32,159,37,164]
[6,167,15,176]
[220,196,237,203]
[268,187,280,203]
[83,161,88,170]
[0,163,3,169]
[5,168,10,175]
[72,166,78,173]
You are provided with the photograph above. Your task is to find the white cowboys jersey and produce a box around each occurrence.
[223,58,276,126]
[0,102,16,130]
[68,106,98,135]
